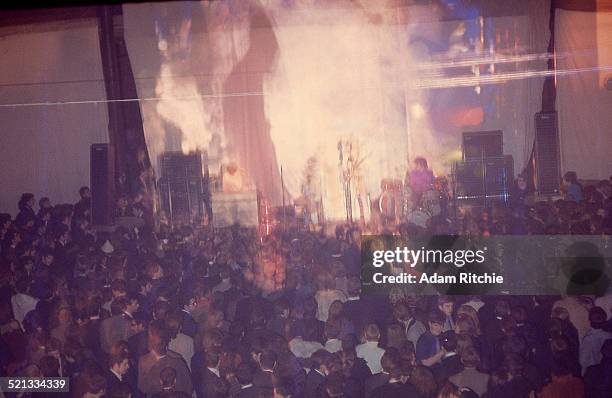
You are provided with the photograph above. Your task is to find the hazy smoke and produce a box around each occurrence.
[262,0,438,219]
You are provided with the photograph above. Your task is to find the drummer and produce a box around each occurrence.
[406,157,434,205]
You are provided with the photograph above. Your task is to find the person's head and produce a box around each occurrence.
[80,186,91,199]
[81,372,107,398]
[386,324,408,350]
[363,323,381,342]
[148,320,170,355]
[130,313,146,335]
[39,197,51,210]
[437,382,460,398]
[454,315,477,336]
[428,310,445,336]
[259,349,277,371]
[159,367,176,390]
[341,333,359,353]
[563,171,578,184]
[438,296,454,317]
[380,348,401,374]
[414,157,428,170]
[310,349,332,373]
[346,276,361,298]
[494,300,511,320]
[109,352,130,376]
[440,331,457,353]
[393,302,412,323]
[153,300,171,321]
[410,366,437,398]
[328,300,344,320]
[19,193,35,210]
[460,346,480,369]
[456,305,480,334]
[205,347,222,369]
[589,306,607,329]
[41,248,55,266]
[180,292,198,313]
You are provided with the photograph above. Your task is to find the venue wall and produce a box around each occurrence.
[0,20,109,214]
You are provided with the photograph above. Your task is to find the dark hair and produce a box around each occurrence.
[414,157,428,169]
[440,331,457,352]
[380,348,400,373]
[460,346,480,368]
[160,367,177,388]
[410,366,437,398]
[18,193,34,210]
[109,351,129,368]
[427,309,445,326]
[260,350,277,370]
[589,306,607,329]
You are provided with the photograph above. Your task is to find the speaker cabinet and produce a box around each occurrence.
[534,112,561,195]
[462,130,503,160]
[454,155,513,207]
[158,151,207,222]
[90,143,114,225]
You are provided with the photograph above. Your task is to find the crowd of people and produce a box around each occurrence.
[1,172,612,398]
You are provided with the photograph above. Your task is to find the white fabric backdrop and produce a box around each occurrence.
[0,21,109,214]
[556,9,612,180]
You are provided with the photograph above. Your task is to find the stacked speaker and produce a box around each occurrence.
[454,131,513,207]
[158,151,207,223]
[90,144,115,225]
[534,112,561,195]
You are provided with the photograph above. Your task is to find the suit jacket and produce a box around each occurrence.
[433,353,463,384]
[304,369,325,398]
[233,385,259,398]
[194,367,227,398]
[364,373,389,398]
[252,369,275,390]
[106,370,131,396]
[138,350,193,397]
[101,314,132,353]
[371,381,421,398]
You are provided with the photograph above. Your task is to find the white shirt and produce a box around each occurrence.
[356,341,385,374]
[169,333,194,370]
[207,367,221,378]
[110,368,123,382]
[11,293,38,326]
[289,337,324,359]
[325,339,342,353]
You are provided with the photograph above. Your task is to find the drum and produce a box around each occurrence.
[380,179,403,192]
[422,189,441,216]
[406,209,430,228]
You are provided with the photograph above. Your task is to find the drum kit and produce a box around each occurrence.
[377,177,448,228]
